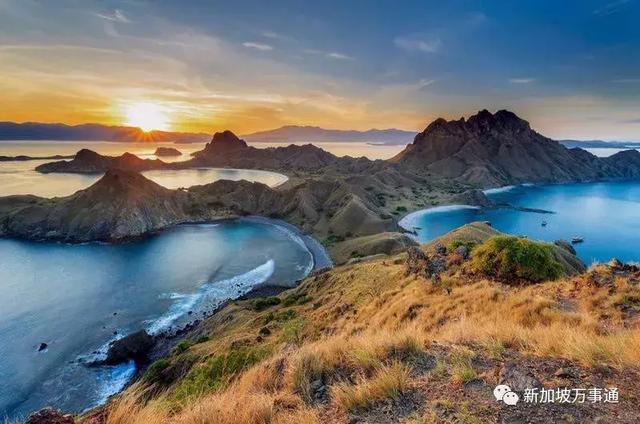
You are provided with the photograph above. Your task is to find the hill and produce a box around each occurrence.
[76,223,640,424]
[243,125,415,145]
[391,109,640,187]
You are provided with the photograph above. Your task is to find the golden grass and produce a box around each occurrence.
[88,253,640,424]
[331,362,412,411]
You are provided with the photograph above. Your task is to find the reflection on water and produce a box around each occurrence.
[0,219,314,419]
[400,181,640,263]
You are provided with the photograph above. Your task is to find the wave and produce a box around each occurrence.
[91,361,136,411]
[146,259,276,335]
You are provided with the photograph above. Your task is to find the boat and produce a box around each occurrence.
[541,221,547,227]
[571,237,584,244]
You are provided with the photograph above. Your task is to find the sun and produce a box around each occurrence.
[124,102,170,132]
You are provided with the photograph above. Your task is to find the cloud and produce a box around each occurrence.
[509,78,536,84]
[326,52,353,60]
[303,49,354,60]
[95,9,130,23]
[242,42,274,51]
[611,78,640,83]
[394,35,441,53]
[593,0,631,16]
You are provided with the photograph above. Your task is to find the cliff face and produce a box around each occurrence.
[391,109,640,187]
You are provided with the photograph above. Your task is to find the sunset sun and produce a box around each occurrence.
[124,102,170,132]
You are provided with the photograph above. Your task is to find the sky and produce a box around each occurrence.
[0,0,639,140]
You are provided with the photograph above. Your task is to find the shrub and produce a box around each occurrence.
[252,296,281,311]
[282,291,312,307]
[144,358,170,383]
[469,236,563,283]
[396,205,408,212]
[448,239,477,253]
[173,340,192,354]
[173,346,270,401]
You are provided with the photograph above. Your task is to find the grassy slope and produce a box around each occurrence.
[84,224,640,424]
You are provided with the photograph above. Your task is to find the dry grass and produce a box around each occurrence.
[331,362,412,411]
[86,248,640,424]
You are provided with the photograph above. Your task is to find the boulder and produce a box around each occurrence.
[25,408,74,424]
[499,363,542,391]
[405,247,446,280]
[105,330,154,365]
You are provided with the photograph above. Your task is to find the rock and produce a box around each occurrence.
[554,239,576,255]
[434,243,446,255]
[38,342,48,352]
[25,408,74,424]
[104,330,154,365]
[553,367,578,379]
[499,363,542,391]
[154,147,182,157]
[310,378,323,391]
[454,245,469,259]
[259,327,271,336]
[405,247,446,280]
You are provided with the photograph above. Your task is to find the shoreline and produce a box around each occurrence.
[90,216,332,409]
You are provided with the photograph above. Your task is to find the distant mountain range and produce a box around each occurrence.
[2,121,638,149]
[0,122,210,143]
[242,125,415,144]
[559,139,640,149]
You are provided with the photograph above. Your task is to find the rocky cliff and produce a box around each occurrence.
[391,109,640,187]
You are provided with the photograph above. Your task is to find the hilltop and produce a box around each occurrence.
[391,109,640,187]
[75,223,640,424]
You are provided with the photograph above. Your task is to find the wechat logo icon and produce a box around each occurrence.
[494,384,519,406]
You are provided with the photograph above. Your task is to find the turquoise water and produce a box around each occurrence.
[400,181,640,264]
[0,219,315,419]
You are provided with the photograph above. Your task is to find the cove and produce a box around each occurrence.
[399,181,640,263]
[0,218,319,419]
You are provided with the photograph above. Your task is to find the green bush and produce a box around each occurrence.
[281,291,312,307]
[173,340,192,354]
[448,239,478,253]
[252,296,281,311]
[470,236,563,283]
[173,346,270,401]
[144,358,170,383]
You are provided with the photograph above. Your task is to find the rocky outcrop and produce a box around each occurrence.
[391,109,640,187]
[154,147,182,157]
[104,330,154,365]
[35,149,170,174]
[24,408,74,424]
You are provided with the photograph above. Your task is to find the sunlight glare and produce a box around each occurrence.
[124,102,170,132]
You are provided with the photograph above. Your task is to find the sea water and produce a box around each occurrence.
[0,219,315,419]
[400,181,640,264]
